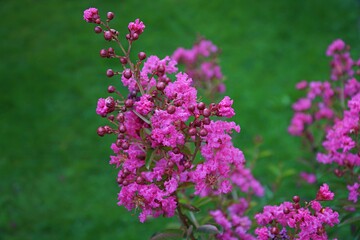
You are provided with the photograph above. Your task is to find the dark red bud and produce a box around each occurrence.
[117,177,123,184]
[156,81,166,91]
[106,69,114,77]
[108,47,114,54]
[167,161,174,168]
[188,128,197,136]
[172,147,180,154]
[104,125,112,134]
[283,208,290,214]
[122,180,129,186]
[105,97,115,109]
[108,85,116,93]
[100,49,108,58]
[94,26,102,34]
[107,12,114,20]
[97,126,106,137]
[136,176,143,184]
[116,113,125,123]
[132,33,139,40]
[123,69,132,79]
[104,31,112,41]
[199,128,208,137]
[203,117,211,125]
[138,52,146,61]
[188,105,195,112]
[121,141,129,150]
[292,195,300,203]
[167,105,176,114]
[197,102,205,110]
[157,64,165,75]
[270,227,279,235]
[118,124,127,133]
[203,108,211,117]
[125,99,134,108]
[115,139,122,147]
[120,57,128,65]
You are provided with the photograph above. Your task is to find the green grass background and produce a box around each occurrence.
[1,0,359,239]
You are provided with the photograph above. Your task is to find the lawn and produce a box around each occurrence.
[1,0,359,239]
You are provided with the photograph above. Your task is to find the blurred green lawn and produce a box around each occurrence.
[1,0,359,239]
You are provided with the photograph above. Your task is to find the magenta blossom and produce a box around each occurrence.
[83,8,99,23]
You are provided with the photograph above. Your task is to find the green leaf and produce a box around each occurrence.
[193,197,212,208]
[150,229,184,240]
[145,148,155,170]
[338,215,360,227]
[180,203,200,212]
[196,224,220,234]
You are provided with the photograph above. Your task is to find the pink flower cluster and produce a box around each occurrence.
[172,38,225,95]
[85,8,263,224]
[83,7,100,23]
[288,40,360,137]
[327,39,354,80]
[316,93,360,166]
[255,184,339,240]
[289,39,360,216]
[210,199,255,240]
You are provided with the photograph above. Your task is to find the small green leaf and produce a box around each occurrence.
[196,224,220,234]
[180,203,200,212]
[145,148,155,169]
[338,215,360,227]
[193,196,212,207]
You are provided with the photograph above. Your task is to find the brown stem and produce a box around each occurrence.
[176,195,196,240]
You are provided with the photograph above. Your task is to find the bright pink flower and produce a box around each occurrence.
[128,19,145,35]
[231,166,264,197]
[255,227,270,240]
[300,172,317,184]
[200,62,223,80]
[326,39,345,56]
[288,112,312,136]
[217,96,235,118]
[164,177,178,194]
[83,8,99,23]
[316,183,334,201]
[347,182,359,203]
[134,94,154,115]
[292,98,311,111]
[96,98,109,117]
[296,80,308,90]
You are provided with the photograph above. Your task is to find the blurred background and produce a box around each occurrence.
[1,0,359,239]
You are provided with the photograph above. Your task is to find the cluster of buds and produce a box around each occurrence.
[255,184,339,240]
[84,8,263,231]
